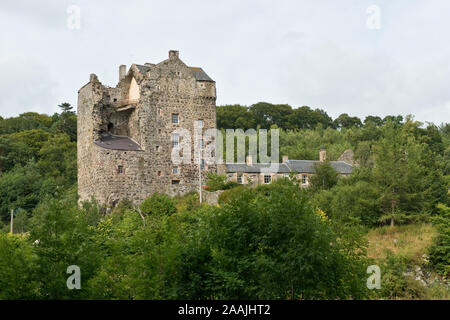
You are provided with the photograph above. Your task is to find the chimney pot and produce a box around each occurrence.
[319,148,327,162]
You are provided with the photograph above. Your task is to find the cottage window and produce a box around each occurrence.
[264,174,271,184]
[237,174,243,184]
[172,180,180,185]
[173,166,179,174]
[302,174,308,185]
[118,165,124,174]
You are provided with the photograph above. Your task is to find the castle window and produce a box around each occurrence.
[172,134,179,148]
[158,128,162,134]
[156,145,160,152]
[173,166,179,174]
[264,174,271,184]
[108,122,114,134]
[302,174,308,185]
[200,159,205,170]
[157,171,161,176]
[197,119,204,128]
[199,139,204,150]
[171,180,180,185]
[237,174,243,184]
[118,165,124,174]
[172,113,179,124]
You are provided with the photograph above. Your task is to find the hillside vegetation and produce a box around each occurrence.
[0,102,448,300]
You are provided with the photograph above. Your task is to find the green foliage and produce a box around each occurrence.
[429,204,450,276]
[218,185,247,205]
[309,161,340,191]
[180,179,369,299]
[205,172,239,191]
[376,252,428,299]
[28,188,102,299]
[38,133,77,187]
[0,105,448,300]
[140,193,177,217]
[216,103,335,130]
[0,161,45,220]
[0,233,37,299]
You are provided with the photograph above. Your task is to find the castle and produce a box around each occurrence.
[77,50,217,205]
[78,50,353,206]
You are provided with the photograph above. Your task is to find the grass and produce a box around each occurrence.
[366,223,437,263]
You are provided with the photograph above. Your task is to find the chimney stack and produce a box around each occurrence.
[319,146,327,162]
[119,65,127,81]
[89,73,98,82]
[169,50,179,60]
[282,155,289,163]
[246,155,253,166]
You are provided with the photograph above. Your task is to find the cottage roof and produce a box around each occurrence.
[286,160,353,174]
[225,163,291,173]
[225,160,353,174]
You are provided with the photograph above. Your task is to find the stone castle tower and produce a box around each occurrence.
[77,50,217,205]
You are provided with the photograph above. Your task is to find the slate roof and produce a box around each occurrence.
[94,134,142,151]
[225,160,353,174]
[286,160,353,174]
[189,67,215,82]
[133,64,214,82]
[135,64,151,74]
[225,163,291,173]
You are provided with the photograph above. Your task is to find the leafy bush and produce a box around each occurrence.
[180,179,369,299]
[205,173,239,191]
[140,193,177,217]
[429,204,450,276]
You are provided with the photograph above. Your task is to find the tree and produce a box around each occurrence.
[309,161,340,191]
[364,116,383,127]
[429,204,450,276]
[179,179,369,299]
[58,103,74,114]
[372,122,427,226]
[140,193,177,217]
[38,133,77,187]
[334,113,363,129]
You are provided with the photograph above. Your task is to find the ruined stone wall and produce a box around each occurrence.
[77,52,217,206]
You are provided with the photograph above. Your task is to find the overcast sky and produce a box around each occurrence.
[0,0,449,124]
